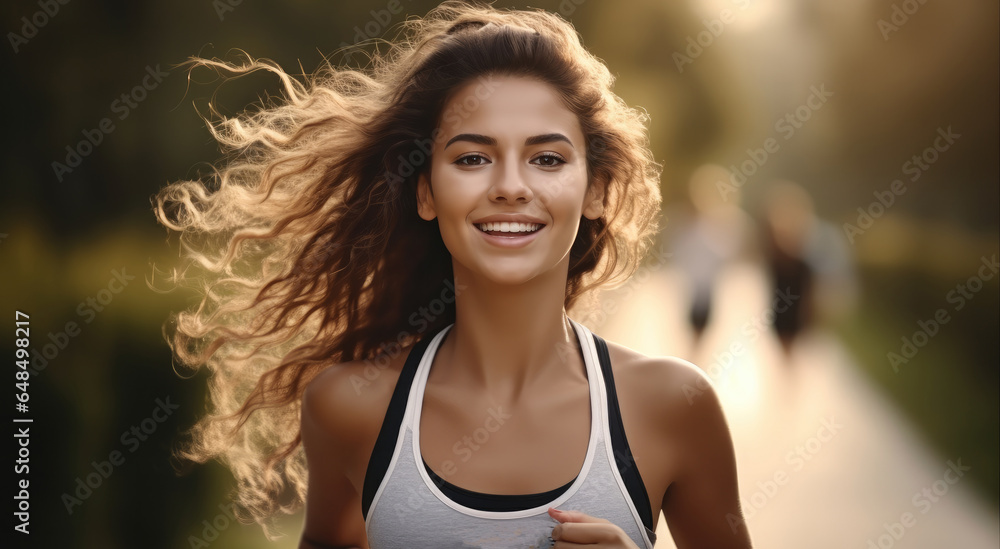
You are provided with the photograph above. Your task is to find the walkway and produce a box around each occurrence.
[593,263,998,549]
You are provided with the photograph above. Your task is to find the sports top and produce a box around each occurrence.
[361,318,657,548]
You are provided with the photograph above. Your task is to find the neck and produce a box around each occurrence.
[436,259,583,403]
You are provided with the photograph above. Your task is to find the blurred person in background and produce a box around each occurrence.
[760,179,857,358]
[668,164,757,350]
[760,180,814,357]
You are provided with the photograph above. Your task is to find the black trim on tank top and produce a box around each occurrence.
[361,332,436,520]
[592,333,655,533]
[361,323,655,536]
[422,457,577,511]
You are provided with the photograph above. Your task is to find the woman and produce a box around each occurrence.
[153,2,753,548]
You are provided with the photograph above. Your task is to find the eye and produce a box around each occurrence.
[454,154,490,166]
[530,153,567,167]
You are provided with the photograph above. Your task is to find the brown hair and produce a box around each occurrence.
[151,0,661,535]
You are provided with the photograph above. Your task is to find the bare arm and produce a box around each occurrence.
[299,539,362,549]
[661,369,753,548]
[298,368,370,549]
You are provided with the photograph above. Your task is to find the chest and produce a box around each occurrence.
[417,381,592,495]
[415,378,680,522]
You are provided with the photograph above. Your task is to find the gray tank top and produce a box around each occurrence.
[362,318,657,548]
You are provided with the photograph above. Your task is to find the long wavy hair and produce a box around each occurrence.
[151,0,661,536]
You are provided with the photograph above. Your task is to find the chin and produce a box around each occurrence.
[480,265,542,286]
[456,257,548,287]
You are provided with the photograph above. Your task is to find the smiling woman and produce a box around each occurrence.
[151,2,752,548]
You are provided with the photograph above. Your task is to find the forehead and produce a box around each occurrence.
[437,76,583,142]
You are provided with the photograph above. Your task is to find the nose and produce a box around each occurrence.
[488,161,534,204]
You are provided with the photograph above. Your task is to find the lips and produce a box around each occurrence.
[472,213,545,225]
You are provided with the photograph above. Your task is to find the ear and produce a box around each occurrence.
[582,178,605,220]
[416,172,437,221]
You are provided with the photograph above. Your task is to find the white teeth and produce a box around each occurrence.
[476,222,542,233]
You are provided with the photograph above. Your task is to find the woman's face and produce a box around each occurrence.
[417,75,604,286]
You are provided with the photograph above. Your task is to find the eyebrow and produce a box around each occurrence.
[443,132,574,150]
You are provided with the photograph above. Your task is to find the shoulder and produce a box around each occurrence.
[301,345,413,450]
[601,338,748,542]
[298,349,419,545]
[603,339,727,435]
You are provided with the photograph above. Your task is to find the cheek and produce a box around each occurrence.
[428,177,478,241]
[433,184,474,222]
[539,171,590,216]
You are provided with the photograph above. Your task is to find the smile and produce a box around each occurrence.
[474,222,543,235]
[474,222,545,248]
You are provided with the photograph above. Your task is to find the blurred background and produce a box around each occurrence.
[2,0,996,547]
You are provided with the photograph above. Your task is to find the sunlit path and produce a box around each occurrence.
[592,263,999,549]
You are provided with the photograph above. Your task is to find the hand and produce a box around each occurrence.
[548,507,641,548]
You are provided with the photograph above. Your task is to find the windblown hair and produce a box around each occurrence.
[151,0,661,536]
